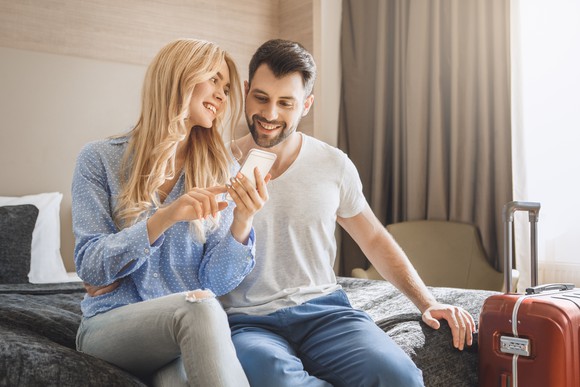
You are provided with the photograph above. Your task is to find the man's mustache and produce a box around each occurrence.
[252,115,285,128]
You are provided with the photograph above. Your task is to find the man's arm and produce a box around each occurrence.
[337,203,475,350]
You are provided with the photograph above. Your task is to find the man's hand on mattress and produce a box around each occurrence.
[84,281,120,297]
[421,303,476,351]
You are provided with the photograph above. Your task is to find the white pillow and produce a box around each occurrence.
[0,192,71,283]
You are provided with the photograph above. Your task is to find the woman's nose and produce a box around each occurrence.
[214,88,225,102]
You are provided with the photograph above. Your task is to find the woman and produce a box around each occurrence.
[72,39,267,386]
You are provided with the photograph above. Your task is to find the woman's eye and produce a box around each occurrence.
[224,88,230,97]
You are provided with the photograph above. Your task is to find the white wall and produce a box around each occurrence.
[0,47,145,270]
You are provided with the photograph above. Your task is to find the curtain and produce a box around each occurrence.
[338,0,513,277]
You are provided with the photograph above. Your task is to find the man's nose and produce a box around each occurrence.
[261,103,278,121]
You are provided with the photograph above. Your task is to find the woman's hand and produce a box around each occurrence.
[148,186,228,244]
[167,186,228,222]
[226,167,270,244]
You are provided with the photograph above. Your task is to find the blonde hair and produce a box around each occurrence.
[114,38,242,241]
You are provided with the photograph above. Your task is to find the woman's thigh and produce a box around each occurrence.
[77,293,223,377]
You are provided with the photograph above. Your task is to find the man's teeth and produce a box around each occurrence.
[204,103,216,114]
[260,121,279,130]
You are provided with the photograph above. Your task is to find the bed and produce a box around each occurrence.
[0,197,497,386]
[0,278,497,386]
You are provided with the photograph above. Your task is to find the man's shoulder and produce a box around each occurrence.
[301,133,348,160]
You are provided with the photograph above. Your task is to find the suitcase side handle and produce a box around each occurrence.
[503,201,541,293]
[525,283,575,295]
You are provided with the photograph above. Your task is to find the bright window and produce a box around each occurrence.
[512,0,580,286]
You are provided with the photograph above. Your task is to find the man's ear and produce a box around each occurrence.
[302,94,315,117]
[244,80,250,98]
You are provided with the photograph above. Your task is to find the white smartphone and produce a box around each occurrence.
[226,149,277,200]
[237,148,277,187]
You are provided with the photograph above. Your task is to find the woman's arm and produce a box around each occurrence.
[226,168,270,244]
[72,144,155,286]
[197,168,270,295]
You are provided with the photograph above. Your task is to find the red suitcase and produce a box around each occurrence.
[478,201,580,387]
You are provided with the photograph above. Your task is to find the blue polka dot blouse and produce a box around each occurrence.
[72,136,255,318]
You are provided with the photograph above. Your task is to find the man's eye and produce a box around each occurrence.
[255,96,267,103]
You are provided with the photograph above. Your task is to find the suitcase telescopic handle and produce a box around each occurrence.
[525,283,574,295]
[503,201,541,293]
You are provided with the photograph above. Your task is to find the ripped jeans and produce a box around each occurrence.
[76,292,249,386]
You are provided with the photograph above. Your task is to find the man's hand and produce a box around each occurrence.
[422,303,476,350]
[84,281,119,297]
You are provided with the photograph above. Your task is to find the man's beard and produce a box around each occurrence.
[246,114,298,148]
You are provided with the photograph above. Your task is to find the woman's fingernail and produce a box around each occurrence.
[236,172,244,179]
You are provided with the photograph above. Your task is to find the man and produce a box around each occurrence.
[219,39,475,387]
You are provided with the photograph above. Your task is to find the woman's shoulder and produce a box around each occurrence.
[80,136,129,158]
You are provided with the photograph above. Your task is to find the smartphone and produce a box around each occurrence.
[237,149,277,187]
[226,149,276,200]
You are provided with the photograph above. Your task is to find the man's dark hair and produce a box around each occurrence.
[249,39,317,96]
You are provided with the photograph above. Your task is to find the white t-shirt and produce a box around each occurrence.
[220,133,367,316]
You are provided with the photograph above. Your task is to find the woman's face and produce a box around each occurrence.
[187,60,231,129]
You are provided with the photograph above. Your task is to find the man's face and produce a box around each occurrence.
[244,64,313,148]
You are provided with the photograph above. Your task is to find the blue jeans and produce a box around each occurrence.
[229,290,424,387]
[77,293,249,386]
